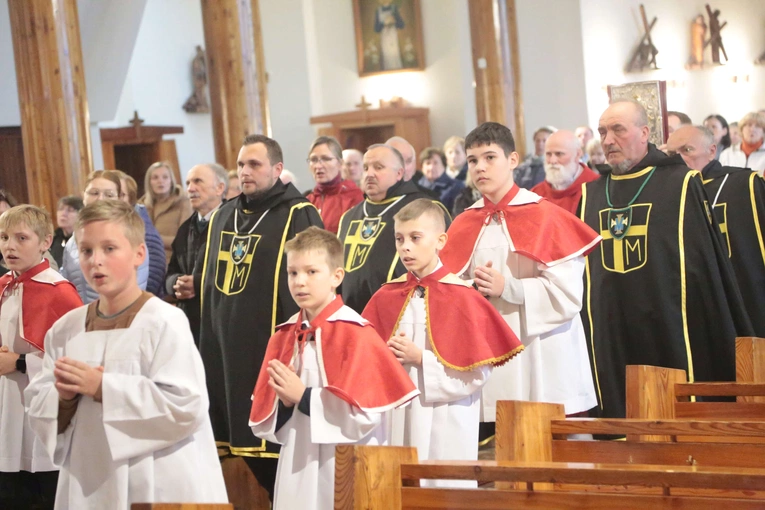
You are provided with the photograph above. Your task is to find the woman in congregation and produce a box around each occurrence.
[139,162,192,264]
[704,114,731,160]
[305,136,363,234]
[719,112,765,175]
[61,170,149,303]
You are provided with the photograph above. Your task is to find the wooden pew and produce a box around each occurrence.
[626,364,765,421]
[496,400,765,498]
[334,444,765,509]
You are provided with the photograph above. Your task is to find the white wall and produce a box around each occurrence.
[302,0,477,157]
[101,0,214,180]
[0,0,20,126]
[580,0,765,130]
[515,0,589,152]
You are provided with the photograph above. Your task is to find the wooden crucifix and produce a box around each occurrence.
[704,4,728,64]
[626,5,659,72]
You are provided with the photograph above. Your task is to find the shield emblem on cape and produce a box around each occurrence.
[361,217,382,240]
[343,217,387,272]
[230,235,252,265]
[608,207,632,241]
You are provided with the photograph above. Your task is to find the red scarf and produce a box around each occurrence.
[313,173,343,195]
[362,265,524,371]
[0,260,82,351]
[742,139,764,158]
[440,185,601,275]
[249,296,418,424]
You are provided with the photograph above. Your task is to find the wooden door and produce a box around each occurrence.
[0,127,28,205]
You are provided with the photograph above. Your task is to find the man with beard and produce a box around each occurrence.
[666,125,765,337]
[199,135,323,500]
[166,163,228,346]
[338,143,450,312]
[532,130,599,214]
[580,100,753,419]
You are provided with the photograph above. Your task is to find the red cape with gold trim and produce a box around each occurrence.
[0,260,82,352]
[249,296,419,425]
[440,185,601,275]
[362,265,524,371]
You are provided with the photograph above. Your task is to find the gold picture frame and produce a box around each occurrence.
[353,0,426,77]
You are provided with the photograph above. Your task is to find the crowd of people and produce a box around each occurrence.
[0,102,764,509]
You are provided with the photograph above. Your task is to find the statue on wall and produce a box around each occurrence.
[626,5,659,73]
[183,46,210,113]
[687,15,707,69]
[704,4,728,65]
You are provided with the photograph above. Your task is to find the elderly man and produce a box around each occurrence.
[386,135,439,198]
[667,125,765,337]
[199,135,323,500]
[575,126,594,163]
[342,148,364,186]
[532,130,599,214]
[166,163,228,346]
[338,143,450,312]
[720,112,765,175]
[579,100,753,418]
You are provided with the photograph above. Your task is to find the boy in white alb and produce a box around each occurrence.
[24,200,227,510]
[362,199,523,487]
[249,226,418,510]
[440,122,601,440]
[0,205,82,509]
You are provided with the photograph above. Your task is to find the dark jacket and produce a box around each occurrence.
[166,210,213,346]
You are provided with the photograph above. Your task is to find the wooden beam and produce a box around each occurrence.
[201,0,270,170]
[467,0,526,156]
[8,0,93,214]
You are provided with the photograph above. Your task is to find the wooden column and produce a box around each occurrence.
[201,0,269,170]
[8,0,92,214]
[468,0,526,156]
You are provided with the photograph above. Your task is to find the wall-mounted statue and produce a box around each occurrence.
[183,46,210,113]
[704,4,728,65]
[626,5,659,73]
[687,15,707,69]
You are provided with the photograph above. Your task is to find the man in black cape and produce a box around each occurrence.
[199,135,323,499]
[338,143,450,313]
[579,100,753,418]
[667,124,765,337]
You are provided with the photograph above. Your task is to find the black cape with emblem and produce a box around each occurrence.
[337,179,451,313]
[702,161,765,336]
[199,180,323,458]
[579,144,754,418]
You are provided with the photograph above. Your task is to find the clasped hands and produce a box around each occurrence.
[388,332,422,366]
[267,360,305,408]
[53,357,104,401]
[174,275,196,300]
[473,260,505,298]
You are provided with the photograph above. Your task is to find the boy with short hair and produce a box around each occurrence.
[439,122,601,440]
[24,200,227,510]
[362,199,524,487]
[0,205,82,509]
[249,226,418,510]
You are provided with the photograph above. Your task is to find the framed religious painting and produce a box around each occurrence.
[353,0,426,77]
[607,80,668,146]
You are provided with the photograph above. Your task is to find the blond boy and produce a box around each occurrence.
[249,226,417,510]
[0,205,82,508]
[362,199,523,487]
[24,200,226,510]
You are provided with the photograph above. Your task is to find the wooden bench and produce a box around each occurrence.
[626,364,765,421]
[334,444,765,509]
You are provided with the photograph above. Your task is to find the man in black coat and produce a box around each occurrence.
[166,162,228,346]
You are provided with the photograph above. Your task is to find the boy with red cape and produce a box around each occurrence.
[362,199,523,487]
[249,227,418,510]
[439,122,601,442]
